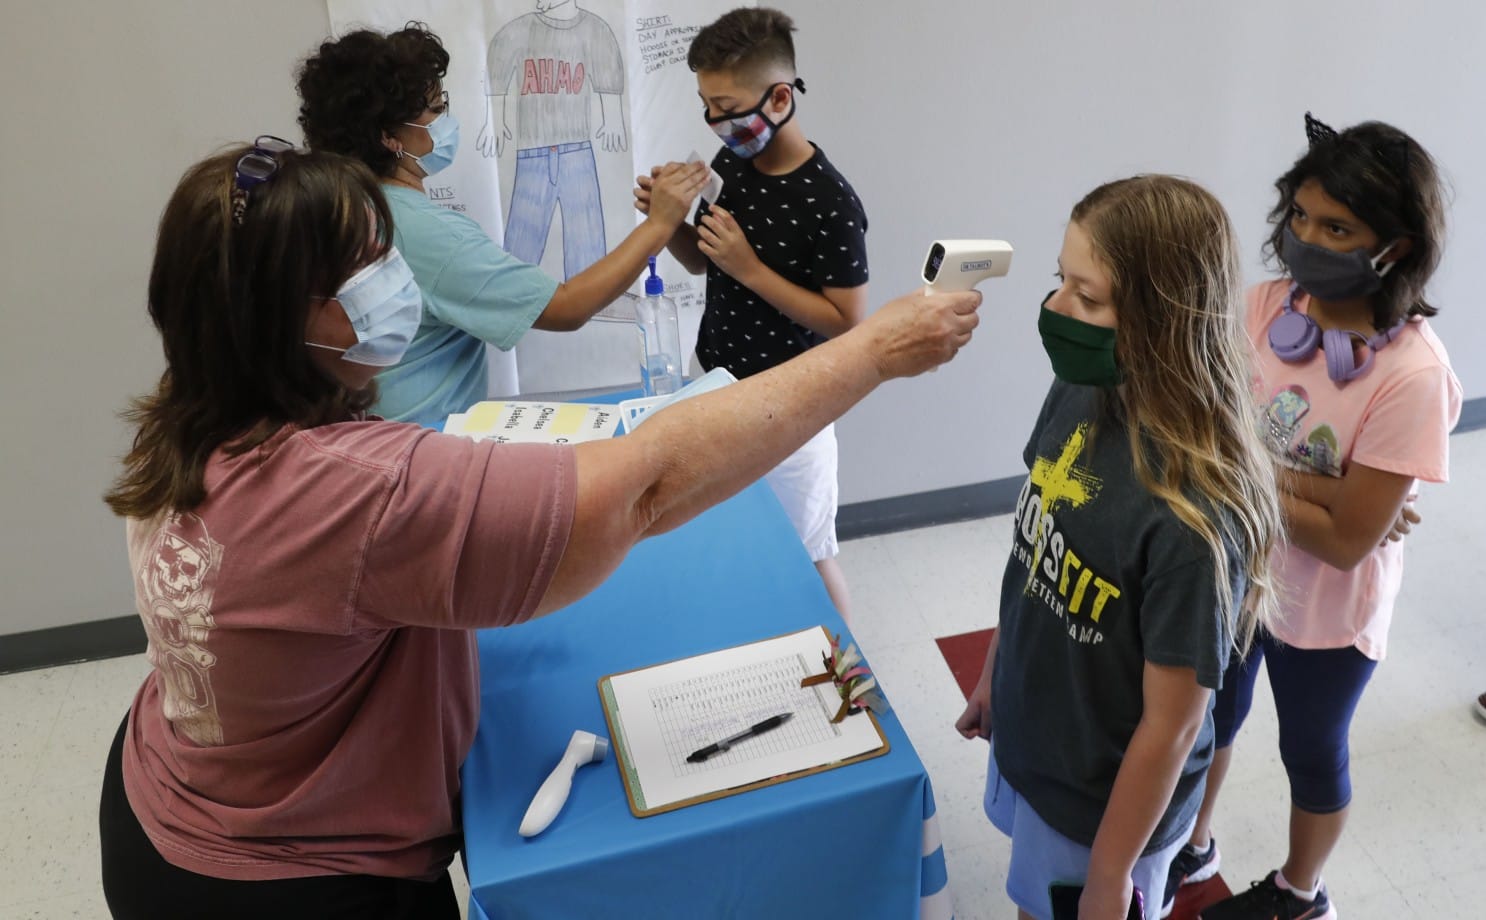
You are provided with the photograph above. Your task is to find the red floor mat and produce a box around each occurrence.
[1167,877,1234,919]
[934,628,995,700]
[933,628,1233,916]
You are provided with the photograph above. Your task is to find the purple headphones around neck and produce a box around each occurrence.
[1268,283,1407,383]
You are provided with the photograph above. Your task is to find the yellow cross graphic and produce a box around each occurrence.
[1025,424,1103,586]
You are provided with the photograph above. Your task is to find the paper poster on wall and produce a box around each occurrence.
[326,0,745,397]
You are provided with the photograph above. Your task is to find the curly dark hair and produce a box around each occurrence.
[297,22,449,178]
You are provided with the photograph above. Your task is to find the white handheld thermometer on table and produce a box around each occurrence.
[922,240,1014,292]
[519,730,609,838]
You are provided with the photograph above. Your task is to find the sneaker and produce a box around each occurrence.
[1160,838,1221,917]
[1199,871,1336,920]
[1475,692,1486,722]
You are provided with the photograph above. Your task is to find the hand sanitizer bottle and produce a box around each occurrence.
[637,257,682,396]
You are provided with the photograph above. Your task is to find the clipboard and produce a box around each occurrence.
[597,626,890,818]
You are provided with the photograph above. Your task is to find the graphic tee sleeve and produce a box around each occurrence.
[487,18,527,95]
[1350,363,1462,483]
[357,435,576,630]
[1138,525,1239,690]
[584,13,625,94]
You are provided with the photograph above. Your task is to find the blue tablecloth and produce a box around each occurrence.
[461,481,953,919]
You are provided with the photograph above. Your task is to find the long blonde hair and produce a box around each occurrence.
[1072,175,1281,650]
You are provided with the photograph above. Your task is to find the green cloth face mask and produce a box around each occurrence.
[1037,293,1120,387]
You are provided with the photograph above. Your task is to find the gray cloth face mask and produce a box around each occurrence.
[1280,225,1398,301]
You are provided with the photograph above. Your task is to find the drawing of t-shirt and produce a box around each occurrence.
[487,10,624,149]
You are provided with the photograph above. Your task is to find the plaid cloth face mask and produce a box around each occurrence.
[704,79,803,159]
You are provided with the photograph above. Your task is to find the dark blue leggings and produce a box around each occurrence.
[1212,632,1378,814]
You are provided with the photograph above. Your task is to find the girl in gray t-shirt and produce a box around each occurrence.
[956,175,1283,920]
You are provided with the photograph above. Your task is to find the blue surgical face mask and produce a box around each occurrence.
[306,247,422,367]
[401,112,460,177]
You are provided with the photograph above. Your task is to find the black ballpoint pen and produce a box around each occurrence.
[686,713,793,763]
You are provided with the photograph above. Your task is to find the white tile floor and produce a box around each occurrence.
[839,428,1486,920]
[3,430,1484,919]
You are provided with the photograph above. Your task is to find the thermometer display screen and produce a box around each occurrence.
[924,243,946,281]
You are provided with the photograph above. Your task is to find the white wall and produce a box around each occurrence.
[785,0,1486,503]
[3,0,1483,636]
[0,2,333,635]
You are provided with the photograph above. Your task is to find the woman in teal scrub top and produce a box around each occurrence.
[296,22,708,426]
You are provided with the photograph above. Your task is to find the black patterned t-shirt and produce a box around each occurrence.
[694,143,869,378]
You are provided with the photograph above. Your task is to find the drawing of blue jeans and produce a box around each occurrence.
[504,141,606,280]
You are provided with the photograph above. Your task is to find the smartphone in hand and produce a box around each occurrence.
[1049,882,1145,920]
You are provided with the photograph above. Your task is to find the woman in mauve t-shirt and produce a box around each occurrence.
[98,143,983,920]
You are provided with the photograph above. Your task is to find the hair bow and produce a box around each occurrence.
[800,633,888,723]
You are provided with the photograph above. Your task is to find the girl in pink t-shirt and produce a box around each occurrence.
[1169,116,1461,920]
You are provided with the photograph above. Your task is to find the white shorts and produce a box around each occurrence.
[764,423,840,563]
[687,352,840,563]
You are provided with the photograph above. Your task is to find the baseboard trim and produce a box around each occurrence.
[1,615,146,676]
[6,398,1482,675]
[837,476,1024,541]
[839,394,1486,540]
[1456,394,1486,434]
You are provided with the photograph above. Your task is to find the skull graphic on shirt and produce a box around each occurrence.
[151,531,209,602]
[136,513,225,746]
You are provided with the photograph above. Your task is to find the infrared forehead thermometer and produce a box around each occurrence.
[519,730,609,838]
[922,240,1014,292]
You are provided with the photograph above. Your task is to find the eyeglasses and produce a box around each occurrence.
[231,135,296,225]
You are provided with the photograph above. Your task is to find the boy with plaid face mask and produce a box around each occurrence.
[634,7,870,618]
